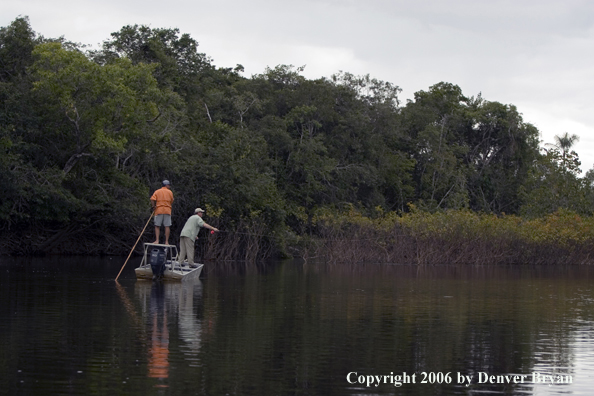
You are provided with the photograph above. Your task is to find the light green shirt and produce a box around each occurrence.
[180,215,205,240]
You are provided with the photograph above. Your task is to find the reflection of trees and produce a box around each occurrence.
[3,256,590,395]
[199,262,586,395]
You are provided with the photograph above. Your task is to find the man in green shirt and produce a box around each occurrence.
[178,208,219,266]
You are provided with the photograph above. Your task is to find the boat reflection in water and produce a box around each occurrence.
[124,279,203,388]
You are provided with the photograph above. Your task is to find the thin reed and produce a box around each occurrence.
[199,218,273,262]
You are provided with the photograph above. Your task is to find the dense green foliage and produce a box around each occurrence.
[1,17,592,256]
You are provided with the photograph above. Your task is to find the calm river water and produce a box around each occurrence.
[1,256,594,396]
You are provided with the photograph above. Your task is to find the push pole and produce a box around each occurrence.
[115,212,154,281]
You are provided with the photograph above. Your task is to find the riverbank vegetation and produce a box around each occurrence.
[311,207,594,265]
[2,17,594,263]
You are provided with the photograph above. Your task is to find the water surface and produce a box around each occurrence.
[1,257,593,395]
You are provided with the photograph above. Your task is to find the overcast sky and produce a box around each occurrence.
[4,0,594,172]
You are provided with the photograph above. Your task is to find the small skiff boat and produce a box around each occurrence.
[135,243,203,282]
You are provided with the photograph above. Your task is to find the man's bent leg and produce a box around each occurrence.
[179,237,194,265]
[186,238,195,264]
[178,237,187,263]
[165,227,170,245]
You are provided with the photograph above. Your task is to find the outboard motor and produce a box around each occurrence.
[149,247,167,281]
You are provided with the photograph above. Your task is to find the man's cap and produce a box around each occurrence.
[162,180,170,186]
[195,208,205,213]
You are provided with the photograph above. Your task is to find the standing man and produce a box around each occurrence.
[150,180,174,245]
[178,208,218,266]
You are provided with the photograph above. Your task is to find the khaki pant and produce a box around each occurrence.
[178,236,195,264]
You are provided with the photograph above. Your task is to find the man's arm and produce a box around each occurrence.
[203,223,219,232]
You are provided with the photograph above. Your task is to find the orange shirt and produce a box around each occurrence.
[150,187,174,215]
